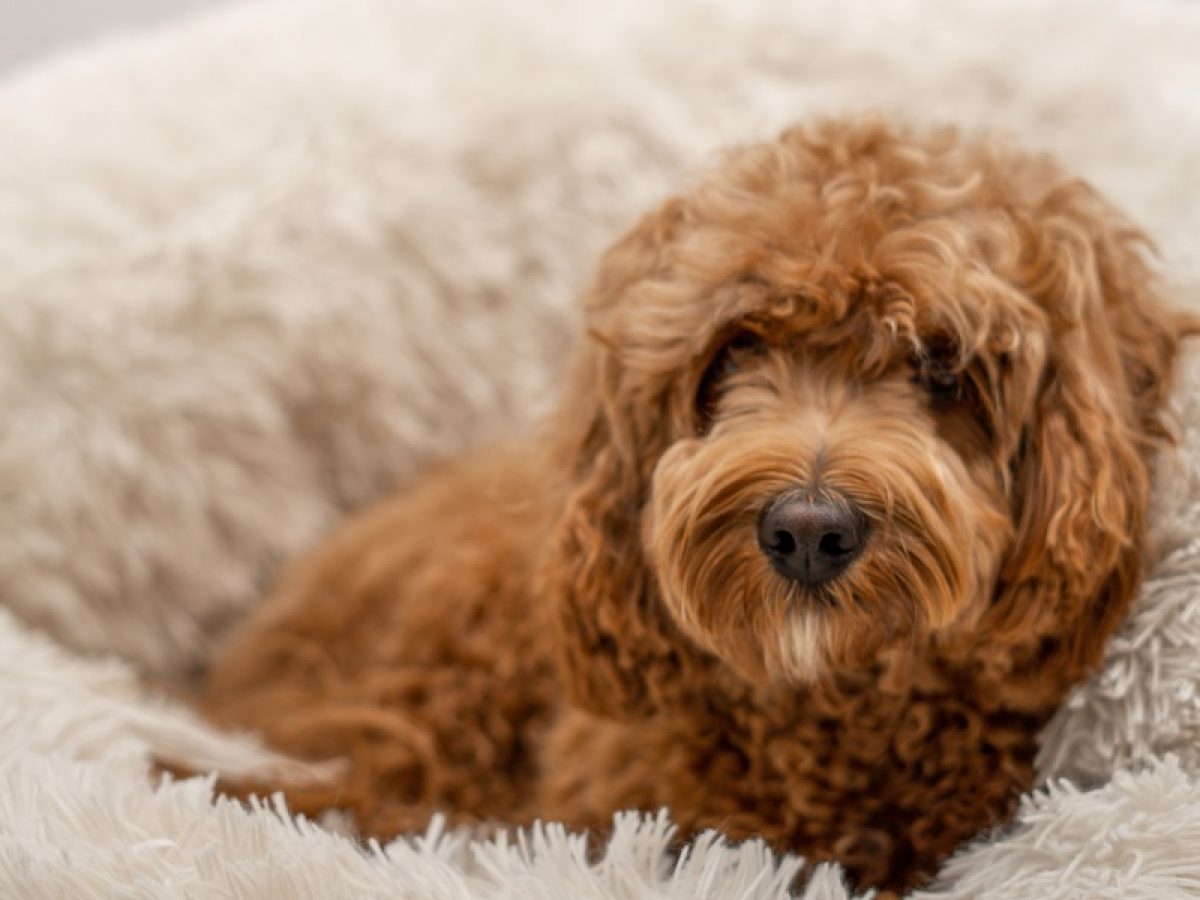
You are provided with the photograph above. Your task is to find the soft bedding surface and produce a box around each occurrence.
[2,0,1200,897]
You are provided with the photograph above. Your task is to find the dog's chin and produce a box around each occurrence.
[659,563,959,692]
[773,610,832,685]
[759,602,886,688]
[669,602,841,690]
[653,569,844,689]
[720,602,921,691]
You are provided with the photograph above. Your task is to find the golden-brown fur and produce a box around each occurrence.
[203,116,1193,892]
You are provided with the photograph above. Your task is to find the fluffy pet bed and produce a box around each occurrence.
[2,0,1200,896]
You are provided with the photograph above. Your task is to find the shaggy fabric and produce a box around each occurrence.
[2,0,1200,897]
[0,606,341,785]
[916,757,1200,900]
[0,612,847,898]
[1037,350,1200,787]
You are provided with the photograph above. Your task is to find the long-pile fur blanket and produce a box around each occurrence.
[2,0,1200,897]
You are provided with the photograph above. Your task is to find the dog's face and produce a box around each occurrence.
[546,118,1181,714]
[647,313,1020,686]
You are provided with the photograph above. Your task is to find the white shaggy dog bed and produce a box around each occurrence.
[3,0,1200,897]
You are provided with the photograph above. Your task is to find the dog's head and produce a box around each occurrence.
[542,117,1185,718]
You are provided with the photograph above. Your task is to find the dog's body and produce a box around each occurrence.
[205,117,1190,891]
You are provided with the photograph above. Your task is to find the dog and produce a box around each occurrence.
[202,115,1191,891]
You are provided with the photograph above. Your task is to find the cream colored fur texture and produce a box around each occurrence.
[3,0,1200,897]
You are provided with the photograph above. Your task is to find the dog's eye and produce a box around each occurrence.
[696,330,766,431]
[913,339,965,402]
[721,332,767,371]
[918,363,962,400]
[707,330,767,378]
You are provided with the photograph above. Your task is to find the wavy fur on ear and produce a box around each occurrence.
[539,200,715,719]
[980,180,1191,703]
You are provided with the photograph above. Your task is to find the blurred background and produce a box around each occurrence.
[0,0,230,73]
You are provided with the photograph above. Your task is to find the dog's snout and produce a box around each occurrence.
[758,495,865,587]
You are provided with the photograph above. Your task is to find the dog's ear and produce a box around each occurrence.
[539,199,713,719]
[984,182,1188,699]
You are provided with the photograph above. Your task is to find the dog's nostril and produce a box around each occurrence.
[818,531,855,557]
[757,495,866,587]
[770,530,796,555]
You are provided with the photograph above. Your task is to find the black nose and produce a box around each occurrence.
[758,495,865,587]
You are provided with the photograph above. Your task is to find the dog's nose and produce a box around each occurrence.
[758,495,865,587]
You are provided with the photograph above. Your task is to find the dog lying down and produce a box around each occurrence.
[199,115,1194,892]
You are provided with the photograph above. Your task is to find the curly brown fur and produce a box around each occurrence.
[203,116,1193,892]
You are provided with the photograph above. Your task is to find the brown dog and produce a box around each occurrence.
[204,116,1191,891]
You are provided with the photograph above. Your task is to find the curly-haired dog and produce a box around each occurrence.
[203,116,1191,891]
